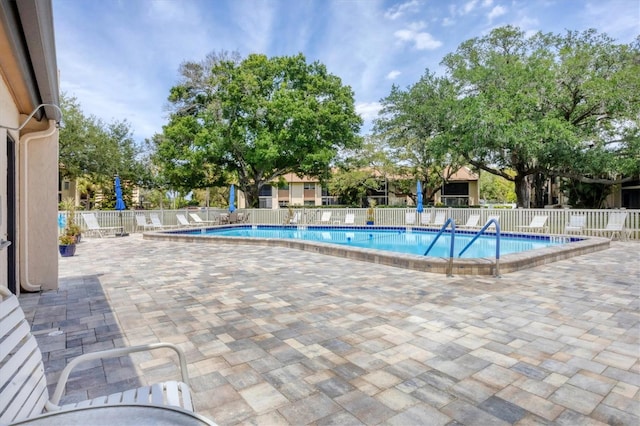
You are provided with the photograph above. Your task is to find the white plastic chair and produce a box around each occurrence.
[150,213,177,228]
[0,287,194,424]
[458,214,480,229]
[430,212,447,227]
[564,215,586,234]
[344,213,355,225]
[81,213,121,238]
[319,211,332,224]
[517,215,548,233]
[135,214,158,231]
[405,212,416,225]
[189,213,218,225]
[585,211,629,240]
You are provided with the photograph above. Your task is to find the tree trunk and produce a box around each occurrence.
[514,174,530,208]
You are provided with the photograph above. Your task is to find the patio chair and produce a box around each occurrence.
[237,212,250,223]
[318,211,333,224]
[189,213,218,225]
[429,212,447,227]
[176,213,197,227]
[517,215,548,233]
[0,287,194,424]
[457,214,481,229]
[405,212,416,225]
[81,212,121,238]
[150,213,177,229]
[288,212,300,224]
[344,213,355,225]
[228,211,239,224]
[135,214,158,231]
[419,212,431,225]
[564,215,586,234]
[585,211,629,240]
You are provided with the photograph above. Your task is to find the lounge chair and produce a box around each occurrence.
[0,287,195,424]
[81,212,121,238]
[429,212,447,227]
[318,211,333,224]
[189,213,218,225]
[344,213,355,225]
[564,215,586,234]
[419,212,431,225]
[287,212,300,224]
[517,215,548,233]
[135,214,158,231]
[176,213,197,227]
[150,213,177,229]
[405,212,416,225]
[458,214,481,229]
[585,211,629,240]
[237,212,250,223]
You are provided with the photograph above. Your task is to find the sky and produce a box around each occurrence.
[52,0,640,142]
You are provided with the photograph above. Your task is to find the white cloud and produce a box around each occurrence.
[463,0,478,14]
[356,102,382,122]
[487,5,506,20]
[482,0,494,7]
[384,0,420,20]
[407,21,427,31]
[395,29,443,50]
[442,17,455,26]
[387,70,401,80]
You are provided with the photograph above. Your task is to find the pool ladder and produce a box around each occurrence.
[423,218,502,277]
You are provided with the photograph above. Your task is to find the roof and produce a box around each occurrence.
[0,0,59,122]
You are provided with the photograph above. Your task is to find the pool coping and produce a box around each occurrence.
[143,225,611,275]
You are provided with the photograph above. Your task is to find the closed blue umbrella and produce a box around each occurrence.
[229,184,236,213]
[114,176,128,236]
[416,180,424,213]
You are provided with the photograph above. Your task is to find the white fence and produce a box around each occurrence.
[61,207,640,240]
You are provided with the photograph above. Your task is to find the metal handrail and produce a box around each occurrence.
[458,218,501,277]
[423,218,456,276]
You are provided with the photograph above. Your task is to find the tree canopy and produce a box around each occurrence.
[154,51,362,207]
[375,27,639,208]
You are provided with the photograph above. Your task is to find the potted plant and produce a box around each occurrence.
[366,200,376,225]
[60,198,82,243]
[58,234,76,257]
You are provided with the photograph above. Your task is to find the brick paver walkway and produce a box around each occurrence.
[19,234,639,425]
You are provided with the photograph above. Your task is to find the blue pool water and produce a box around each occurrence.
[177,225,568,258]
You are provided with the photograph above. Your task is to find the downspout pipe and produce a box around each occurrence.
[19,119,58,292]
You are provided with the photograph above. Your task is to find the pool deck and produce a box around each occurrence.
[19,233,639,425]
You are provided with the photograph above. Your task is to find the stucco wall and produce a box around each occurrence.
[19,121,59,291]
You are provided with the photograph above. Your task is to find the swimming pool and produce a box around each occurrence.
[191,226,561,258]
[146,225,610,275]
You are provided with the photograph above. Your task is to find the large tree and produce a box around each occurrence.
[374,71,461,204]
[441,27,640,207]
[59,93,147,207]
[157,52,362,207]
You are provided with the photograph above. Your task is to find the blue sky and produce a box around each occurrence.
[52,0,639,142]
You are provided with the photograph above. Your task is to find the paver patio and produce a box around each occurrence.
[19,234,639,425]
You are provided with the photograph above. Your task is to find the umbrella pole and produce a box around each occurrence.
[117,211,129,237]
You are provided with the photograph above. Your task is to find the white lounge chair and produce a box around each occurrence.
[176,213,197,227]
[135,214,158,231]
[405,212,416,225]
[318,211,333,224]
[81,212,121,238]
[429,212,447,227]
[419,212,431,225]
[517,215,548,233]
[564,215,586,234]
[344,213,355,225]
[150,213,177,229]
[0,287,196,424]
[585,211,629,240]
[458,214,481,229]
[189,213,218,225]
[288,212,300,224]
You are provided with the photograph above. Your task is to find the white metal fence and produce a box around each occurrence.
[60,207,640,240]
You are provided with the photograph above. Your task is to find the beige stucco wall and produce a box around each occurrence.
[19,121,59,291]
[1,75,59,293]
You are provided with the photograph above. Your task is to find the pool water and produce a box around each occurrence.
[190,226,564,258]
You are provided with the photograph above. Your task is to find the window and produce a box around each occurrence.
[259,185,272,196]
[442,182,469,196]
[303,183,315,190]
